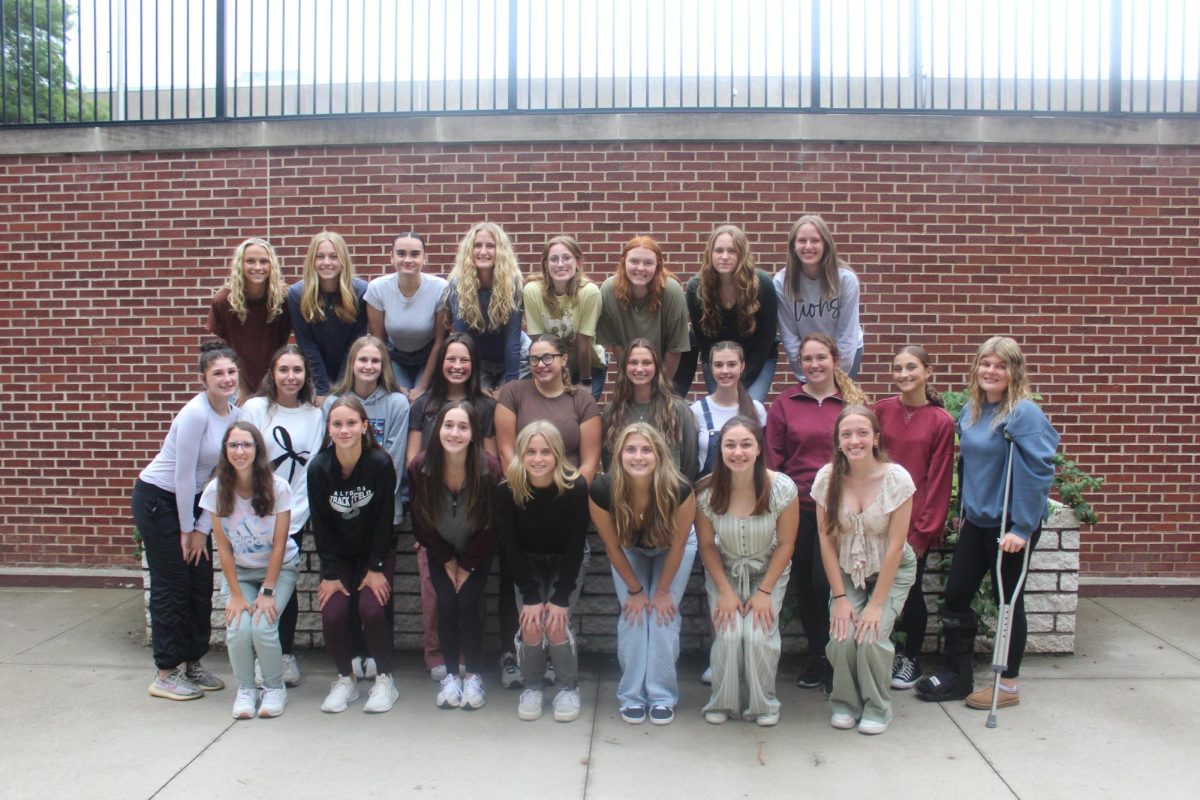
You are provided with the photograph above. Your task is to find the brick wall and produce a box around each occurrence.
[1,138,1197,577]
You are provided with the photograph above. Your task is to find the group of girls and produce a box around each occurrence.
[136,217,1058,734]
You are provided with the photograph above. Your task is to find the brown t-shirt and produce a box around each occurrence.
[496,379,601,469]
[206,288,292,391]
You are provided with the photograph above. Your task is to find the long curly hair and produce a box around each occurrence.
[608,423,687,550]
[299,231,360,324]
[784,215,852,303]
[697,224,760,339]
[613,235,671,313]
[410,400,493,533]
[503,420,580,508]
[214,422,277,518]
[696,415,771,517]
[327,335,402,396]
[223,238,286,323]
[448,222,523,332]
[532,235,591,318]
[603,339,681,455]
[822,405,890,539]
[256,344,317,411]
[800,333,868,405]
[964,336,1032,429]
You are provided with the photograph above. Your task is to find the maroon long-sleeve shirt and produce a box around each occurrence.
[765,385,844,511]
[874,396,956,552]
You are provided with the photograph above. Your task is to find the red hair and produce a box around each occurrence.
[614,235,671,313]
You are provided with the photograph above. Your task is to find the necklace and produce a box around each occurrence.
[901,400,926,425]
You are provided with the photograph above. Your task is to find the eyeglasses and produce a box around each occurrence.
[226,442,256,451]
[527,353,566,367]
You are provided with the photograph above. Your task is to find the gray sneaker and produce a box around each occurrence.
[281,654,301,687]
[552,689,581,723]
[186,659,225,691]
[518,689,544,721]
[149,667,203,701]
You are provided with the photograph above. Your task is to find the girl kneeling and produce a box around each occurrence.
[815,405,917,735]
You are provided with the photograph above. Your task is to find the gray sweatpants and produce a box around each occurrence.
[514,547,589,690]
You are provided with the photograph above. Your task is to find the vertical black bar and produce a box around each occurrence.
[185,0,190,118]
[47,0,54,121]
[507,0,517,108]
[215,0,226,118]
[810,0,820,109]
[63,0,70,120]
[152,0,159,118]
[31,0,38,122]
[169,0,175,118]
[92,0,98,119]
[549,0,553,109]
[908,0,920,109]
[200,0,204,117]
[413,0,418,110]
[1108,0,1121,112]
[234,0,240,116]
[345,0,350,113]
[281,0,286,114]
[0,1,8,122]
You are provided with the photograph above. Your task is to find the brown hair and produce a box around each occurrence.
[696,415,771,517]
[697,225,760,339]
[214,422,277,518]
[822,405,889,539]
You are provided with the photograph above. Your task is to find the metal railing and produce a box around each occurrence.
[2,0,1197,125]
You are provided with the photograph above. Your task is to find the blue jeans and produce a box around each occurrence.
[701,356,777,404]
[222,557,300,690]
[611,531,698,709]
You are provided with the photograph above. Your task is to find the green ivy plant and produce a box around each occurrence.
[131,527,144,562]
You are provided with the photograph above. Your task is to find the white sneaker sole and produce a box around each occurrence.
[321,689,360,713]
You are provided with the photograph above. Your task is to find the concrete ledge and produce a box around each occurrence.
[2,110,1197,156]
[1079,577,1200,598]
[0,566,143,589]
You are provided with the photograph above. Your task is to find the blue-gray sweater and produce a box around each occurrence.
[958,399,1059,540]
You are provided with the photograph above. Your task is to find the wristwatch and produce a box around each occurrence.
[260,587,275,597]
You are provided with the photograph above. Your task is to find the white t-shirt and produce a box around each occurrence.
[690,395,768,475]
[239,397,325,535]
[364,272,448,355]
[200,474,298,569]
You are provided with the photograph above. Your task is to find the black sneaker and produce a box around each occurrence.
[649,705,675,725]
[797,656,826,689]
[891,656,920,690]
[620,704,647,724]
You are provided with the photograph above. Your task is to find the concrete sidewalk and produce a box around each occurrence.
[2,588,1197,800]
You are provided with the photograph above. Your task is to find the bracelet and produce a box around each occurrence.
[757,587,772,596]
[628,586,644,596]
[832,593,847,600]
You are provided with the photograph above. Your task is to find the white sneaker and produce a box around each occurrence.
[351,656,365,680]
[364,675,398,713]
[858,718,889,735]
[518,689,544,721]
[461,674,486,710]
[281,654,301,687]
[436,674,463,709]
[253,659,264,688]
[552,689,581,723]
[258,687,287,718]
[362,657,378,680]
[231,687,258,719]
[756,710,781,727]
[321,676,360,713]
[700,665,713,685]
[831,712,858,730]
[430,664,448,682]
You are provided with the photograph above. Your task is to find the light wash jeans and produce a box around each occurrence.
[611,531,698,709]
[222,556,300,690]
[701,356,777,404]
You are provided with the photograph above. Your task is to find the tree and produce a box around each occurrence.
[2,0,106,123]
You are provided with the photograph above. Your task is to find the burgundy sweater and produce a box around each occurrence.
[765,385,844,511]
[874,396,956,552]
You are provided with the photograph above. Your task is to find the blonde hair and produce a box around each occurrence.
[449,222,523,332]
[800,333,869,405]
[299,231,360,324]
[503,421,580,508]
[965,336,1033,429]
[223,238,286,323]
[328,335,402,396]
[608,423,687,550]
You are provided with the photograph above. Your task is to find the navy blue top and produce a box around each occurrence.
[286,278,369,394]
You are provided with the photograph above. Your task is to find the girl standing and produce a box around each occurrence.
[765,332,868,694]
[497,421,591,722]
[200,422,298,719]
[408,401,503,711]
[602,339,698,483]
[685,225,779,401]
[441,222,529,392]
[240,345,326,687]
[134,341,240,701]
[307,396,400,714]
[691,341,768,479]
[815,406,917,735]
[524,235,607,401]
[206,238,291,398]
[873,345,955,690]
[915,337,1058,709]
[695,417,798,727]
[774,215,864,380]
[286,231,369,396]
[366,231,449,395]
[595,236,690,384]
[589,423,697,726]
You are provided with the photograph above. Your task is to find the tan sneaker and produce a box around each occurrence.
[966,684,1020,710]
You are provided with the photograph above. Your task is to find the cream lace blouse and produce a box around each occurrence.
[811,463,915,588]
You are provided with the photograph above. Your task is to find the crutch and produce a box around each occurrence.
[986,432,1031,729]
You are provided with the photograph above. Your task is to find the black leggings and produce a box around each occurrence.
[791,508,830,657]
[430,556,493,676]
[899,549,929,659]
[944,520,1041,679]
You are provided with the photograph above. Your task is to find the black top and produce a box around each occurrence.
[588,473,694,549]
[307,446,397,579]
[685,270,778,388]
[496,478,590,607]
[407,451,502,571]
